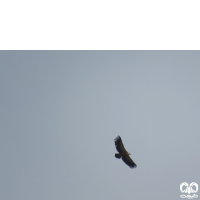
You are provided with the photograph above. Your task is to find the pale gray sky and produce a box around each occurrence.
[1,51,200,200]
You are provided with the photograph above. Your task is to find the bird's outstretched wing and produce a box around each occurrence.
[114,136,126,153]
[122,155,137,168]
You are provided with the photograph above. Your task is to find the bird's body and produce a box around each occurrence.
[114,136,137,168]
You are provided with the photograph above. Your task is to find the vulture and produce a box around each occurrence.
[114,136,137,168]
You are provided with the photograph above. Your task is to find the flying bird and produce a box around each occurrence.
[114,136,137,168]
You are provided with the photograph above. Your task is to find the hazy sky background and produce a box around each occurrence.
[1,51,200,200]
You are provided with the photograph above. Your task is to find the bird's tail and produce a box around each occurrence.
[115,153,122,159]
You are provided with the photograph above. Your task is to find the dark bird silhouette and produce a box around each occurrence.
[114,136,137,168]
